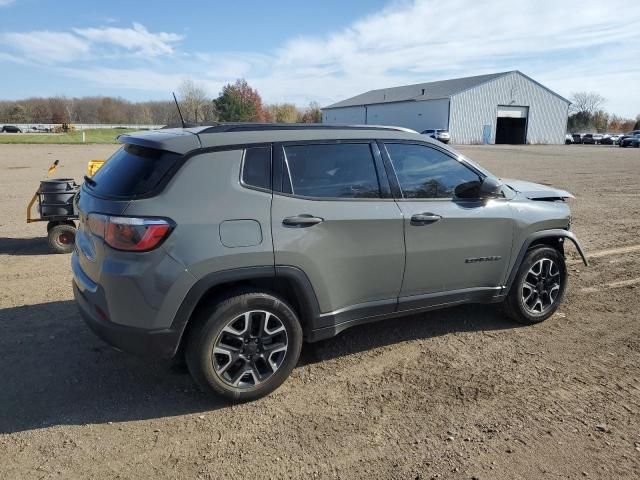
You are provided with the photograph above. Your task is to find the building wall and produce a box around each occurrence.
[322,106,366,124]
[449,71,569,144]
[365,99,450,132]
[322,98,450,132]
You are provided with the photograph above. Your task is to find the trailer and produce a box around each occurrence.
[26,178,79,254]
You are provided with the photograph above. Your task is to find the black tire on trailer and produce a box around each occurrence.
[47,220,75,231]
[48,223,76,254]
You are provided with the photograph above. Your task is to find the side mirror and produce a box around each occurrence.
[478,176,504,199]
[454,177,503,200]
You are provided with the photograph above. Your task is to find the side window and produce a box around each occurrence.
[283,143,381,199]
[242,147,271,190]
[385,143,480,199]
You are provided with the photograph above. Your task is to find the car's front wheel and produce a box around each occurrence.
[503,246,567,324]
[185,289,302,402]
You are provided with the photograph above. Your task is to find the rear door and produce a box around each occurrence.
[380,141,514,299]
[271,141,405,318]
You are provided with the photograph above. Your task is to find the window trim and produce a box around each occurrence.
[272,140,393,202]
[239,145,273,194]
[379,140,487,201]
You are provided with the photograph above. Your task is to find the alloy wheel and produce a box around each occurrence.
[521,258,561,314]
[212,310,288,388]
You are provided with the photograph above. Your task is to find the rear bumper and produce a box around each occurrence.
[74,281,181,359]
[72,252,182,359]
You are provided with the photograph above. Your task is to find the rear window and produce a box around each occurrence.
[87,145,181,197]
[242,147,271,190]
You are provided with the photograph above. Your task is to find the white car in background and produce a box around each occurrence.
[421,128,450,144]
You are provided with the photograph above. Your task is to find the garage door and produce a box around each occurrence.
[495,105,528,144]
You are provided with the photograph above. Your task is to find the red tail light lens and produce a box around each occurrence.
[87,214,174,252]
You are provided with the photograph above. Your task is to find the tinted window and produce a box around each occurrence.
[88,145,180,197]
[242,147,271,190]
[283,143,380,198]
[385,143,480,199]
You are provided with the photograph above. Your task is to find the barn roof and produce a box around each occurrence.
[323,70,568,109]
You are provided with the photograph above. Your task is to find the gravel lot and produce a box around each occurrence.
[1,143,639,479]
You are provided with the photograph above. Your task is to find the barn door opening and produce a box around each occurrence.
[495,106,528,144]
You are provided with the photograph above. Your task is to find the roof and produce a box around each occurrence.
[322,70,569,109]
[323,72,510,109]
[118,123,426,153]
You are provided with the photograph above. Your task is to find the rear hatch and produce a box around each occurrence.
[75,143,185,282]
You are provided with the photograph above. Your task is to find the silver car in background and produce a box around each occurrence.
[421,128,450,144]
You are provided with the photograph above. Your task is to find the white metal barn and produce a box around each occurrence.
[322,71,570,145]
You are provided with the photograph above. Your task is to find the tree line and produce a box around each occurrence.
[0,78,322,126]
[568,92,639,133]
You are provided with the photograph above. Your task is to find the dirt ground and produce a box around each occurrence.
[1,143,639,479]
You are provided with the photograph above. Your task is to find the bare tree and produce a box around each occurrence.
[178,79,210,123]
[299,101,322,123]
[266,103,299,123]
[570,91,606,116]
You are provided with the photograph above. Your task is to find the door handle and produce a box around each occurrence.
[282,214,324,227]
[411,212,442,225]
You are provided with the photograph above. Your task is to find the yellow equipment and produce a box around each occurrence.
[87,159,105,177]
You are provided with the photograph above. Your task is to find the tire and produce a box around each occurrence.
[503,246,567,325]
[185,289,303,402]
[47,223,76,254]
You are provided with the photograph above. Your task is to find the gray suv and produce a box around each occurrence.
[72,124,588,401]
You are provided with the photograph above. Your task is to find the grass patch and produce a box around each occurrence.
[0,128,141,144]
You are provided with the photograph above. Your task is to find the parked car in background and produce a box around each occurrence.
[1,125,22,133]
[592,134,604,144]
[571,133,583,144]
[421,129,450,144]
[618,131,640,146]
[620,134,640,148]
[609,134,623,145]
[72,123,587,401]
[600,134,614,145]
[565,134,573,144]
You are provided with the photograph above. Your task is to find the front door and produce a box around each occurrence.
[381,141,514,300]
[271,142,405,318]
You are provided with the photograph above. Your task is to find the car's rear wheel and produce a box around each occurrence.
[504,246,567,325]
[185,289,302,402]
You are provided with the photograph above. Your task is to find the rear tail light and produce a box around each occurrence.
[87,214,174,251]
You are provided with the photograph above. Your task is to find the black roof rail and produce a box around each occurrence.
[161,122,201,129]
[198,123,416,134]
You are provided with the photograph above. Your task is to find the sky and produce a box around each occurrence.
[0,0,638,117]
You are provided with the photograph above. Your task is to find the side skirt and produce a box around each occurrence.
[306,286,505,342]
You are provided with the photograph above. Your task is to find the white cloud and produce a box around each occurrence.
[0,31,90,63]
[0,23,182,65]
[0,0,15,6]
[73,23,183,56]
[262,0,640,115]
